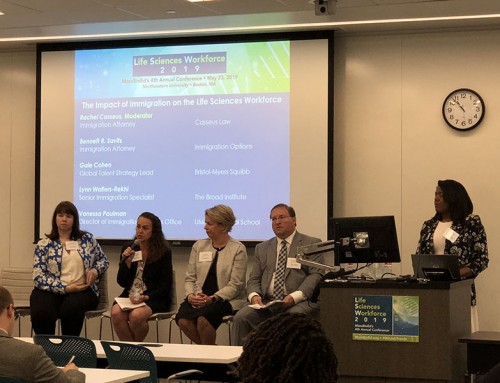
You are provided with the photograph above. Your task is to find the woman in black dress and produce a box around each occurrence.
[176,205,248,344]
[111,212,173,341]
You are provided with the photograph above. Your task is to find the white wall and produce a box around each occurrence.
[1,27,499,340]
[0,51,37,266]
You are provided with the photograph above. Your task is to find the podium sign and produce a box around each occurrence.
[353,294,419,342]
[320,279,472,382]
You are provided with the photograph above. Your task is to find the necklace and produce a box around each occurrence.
[212,245,226,252]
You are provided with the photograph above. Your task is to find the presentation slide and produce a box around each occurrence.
[74,42,289,240]
[38,37,330,243]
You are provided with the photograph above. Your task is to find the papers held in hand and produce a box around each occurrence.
[131,251,143,262]
[249,300,285,313]
[115,297,146,310]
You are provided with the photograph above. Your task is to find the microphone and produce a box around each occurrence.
[131,239,141,251]
[120,240,141,263]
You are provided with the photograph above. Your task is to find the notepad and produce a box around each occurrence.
[249,300,285,312]
[114,297,146,310]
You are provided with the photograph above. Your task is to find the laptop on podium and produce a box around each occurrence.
[411,254,461,281]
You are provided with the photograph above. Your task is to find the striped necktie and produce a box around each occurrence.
[273,240,287,300]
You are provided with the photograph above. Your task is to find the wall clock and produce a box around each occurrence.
[442,88,485,131]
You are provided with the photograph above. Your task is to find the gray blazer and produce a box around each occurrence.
[0,332,85,383]
[184,237,248,310]
[246,231,323,300]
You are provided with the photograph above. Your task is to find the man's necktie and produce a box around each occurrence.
[274,240,287,300]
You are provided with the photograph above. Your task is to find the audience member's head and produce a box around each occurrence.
[0,285,16,336]
[237,312,339,383]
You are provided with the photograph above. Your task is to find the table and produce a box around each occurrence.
[459,331,500,380]
[78,368,149,383]
[18,337,242,381]
[18,337,241,363]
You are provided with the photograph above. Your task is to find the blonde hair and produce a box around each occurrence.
[205,205,236,233]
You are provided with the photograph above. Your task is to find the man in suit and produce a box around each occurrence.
[231,203,324,346]
[0,285,85,383]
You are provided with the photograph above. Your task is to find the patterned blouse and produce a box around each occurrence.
[416,214,488,305]
[33,232,109,296]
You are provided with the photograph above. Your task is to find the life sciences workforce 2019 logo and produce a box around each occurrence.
[352,295,419,343]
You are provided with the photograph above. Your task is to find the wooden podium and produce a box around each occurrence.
[320,279,472,383]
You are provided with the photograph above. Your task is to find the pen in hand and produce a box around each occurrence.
[67,355,76,365]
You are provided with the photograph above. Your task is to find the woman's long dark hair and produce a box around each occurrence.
[435,179,474,224]
[135,212,169,263]
[46,201,84,240]
[237,312,339,383]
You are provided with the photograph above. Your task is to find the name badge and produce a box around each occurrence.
[199,251,213,262]
[287,258,302,269]
[132,251,143,262]
[65,241,79,251]
[443,227,459,243]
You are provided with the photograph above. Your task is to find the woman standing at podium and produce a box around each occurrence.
[416,179,488,328]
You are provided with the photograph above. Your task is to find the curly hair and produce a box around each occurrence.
[237,312,339,383]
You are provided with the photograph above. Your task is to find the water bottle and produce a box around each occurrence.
[130,286,140,303]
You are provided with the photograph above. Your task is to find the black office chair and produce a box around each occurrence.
[101,341,157,383]
[33,334,97,368]
[0,376,22,383]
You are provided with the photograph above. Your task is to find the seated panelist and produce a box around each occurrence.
[231,203,324,346]
[176,205,248,345]
[111,212,173,342]
[30,200,109,336]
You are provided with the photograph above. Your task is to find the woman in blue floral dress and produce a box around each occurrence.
[30,201,109,335]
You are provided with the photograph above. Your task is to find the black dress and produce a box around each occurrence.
[176,246,233,329]
[116,246,173,313]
